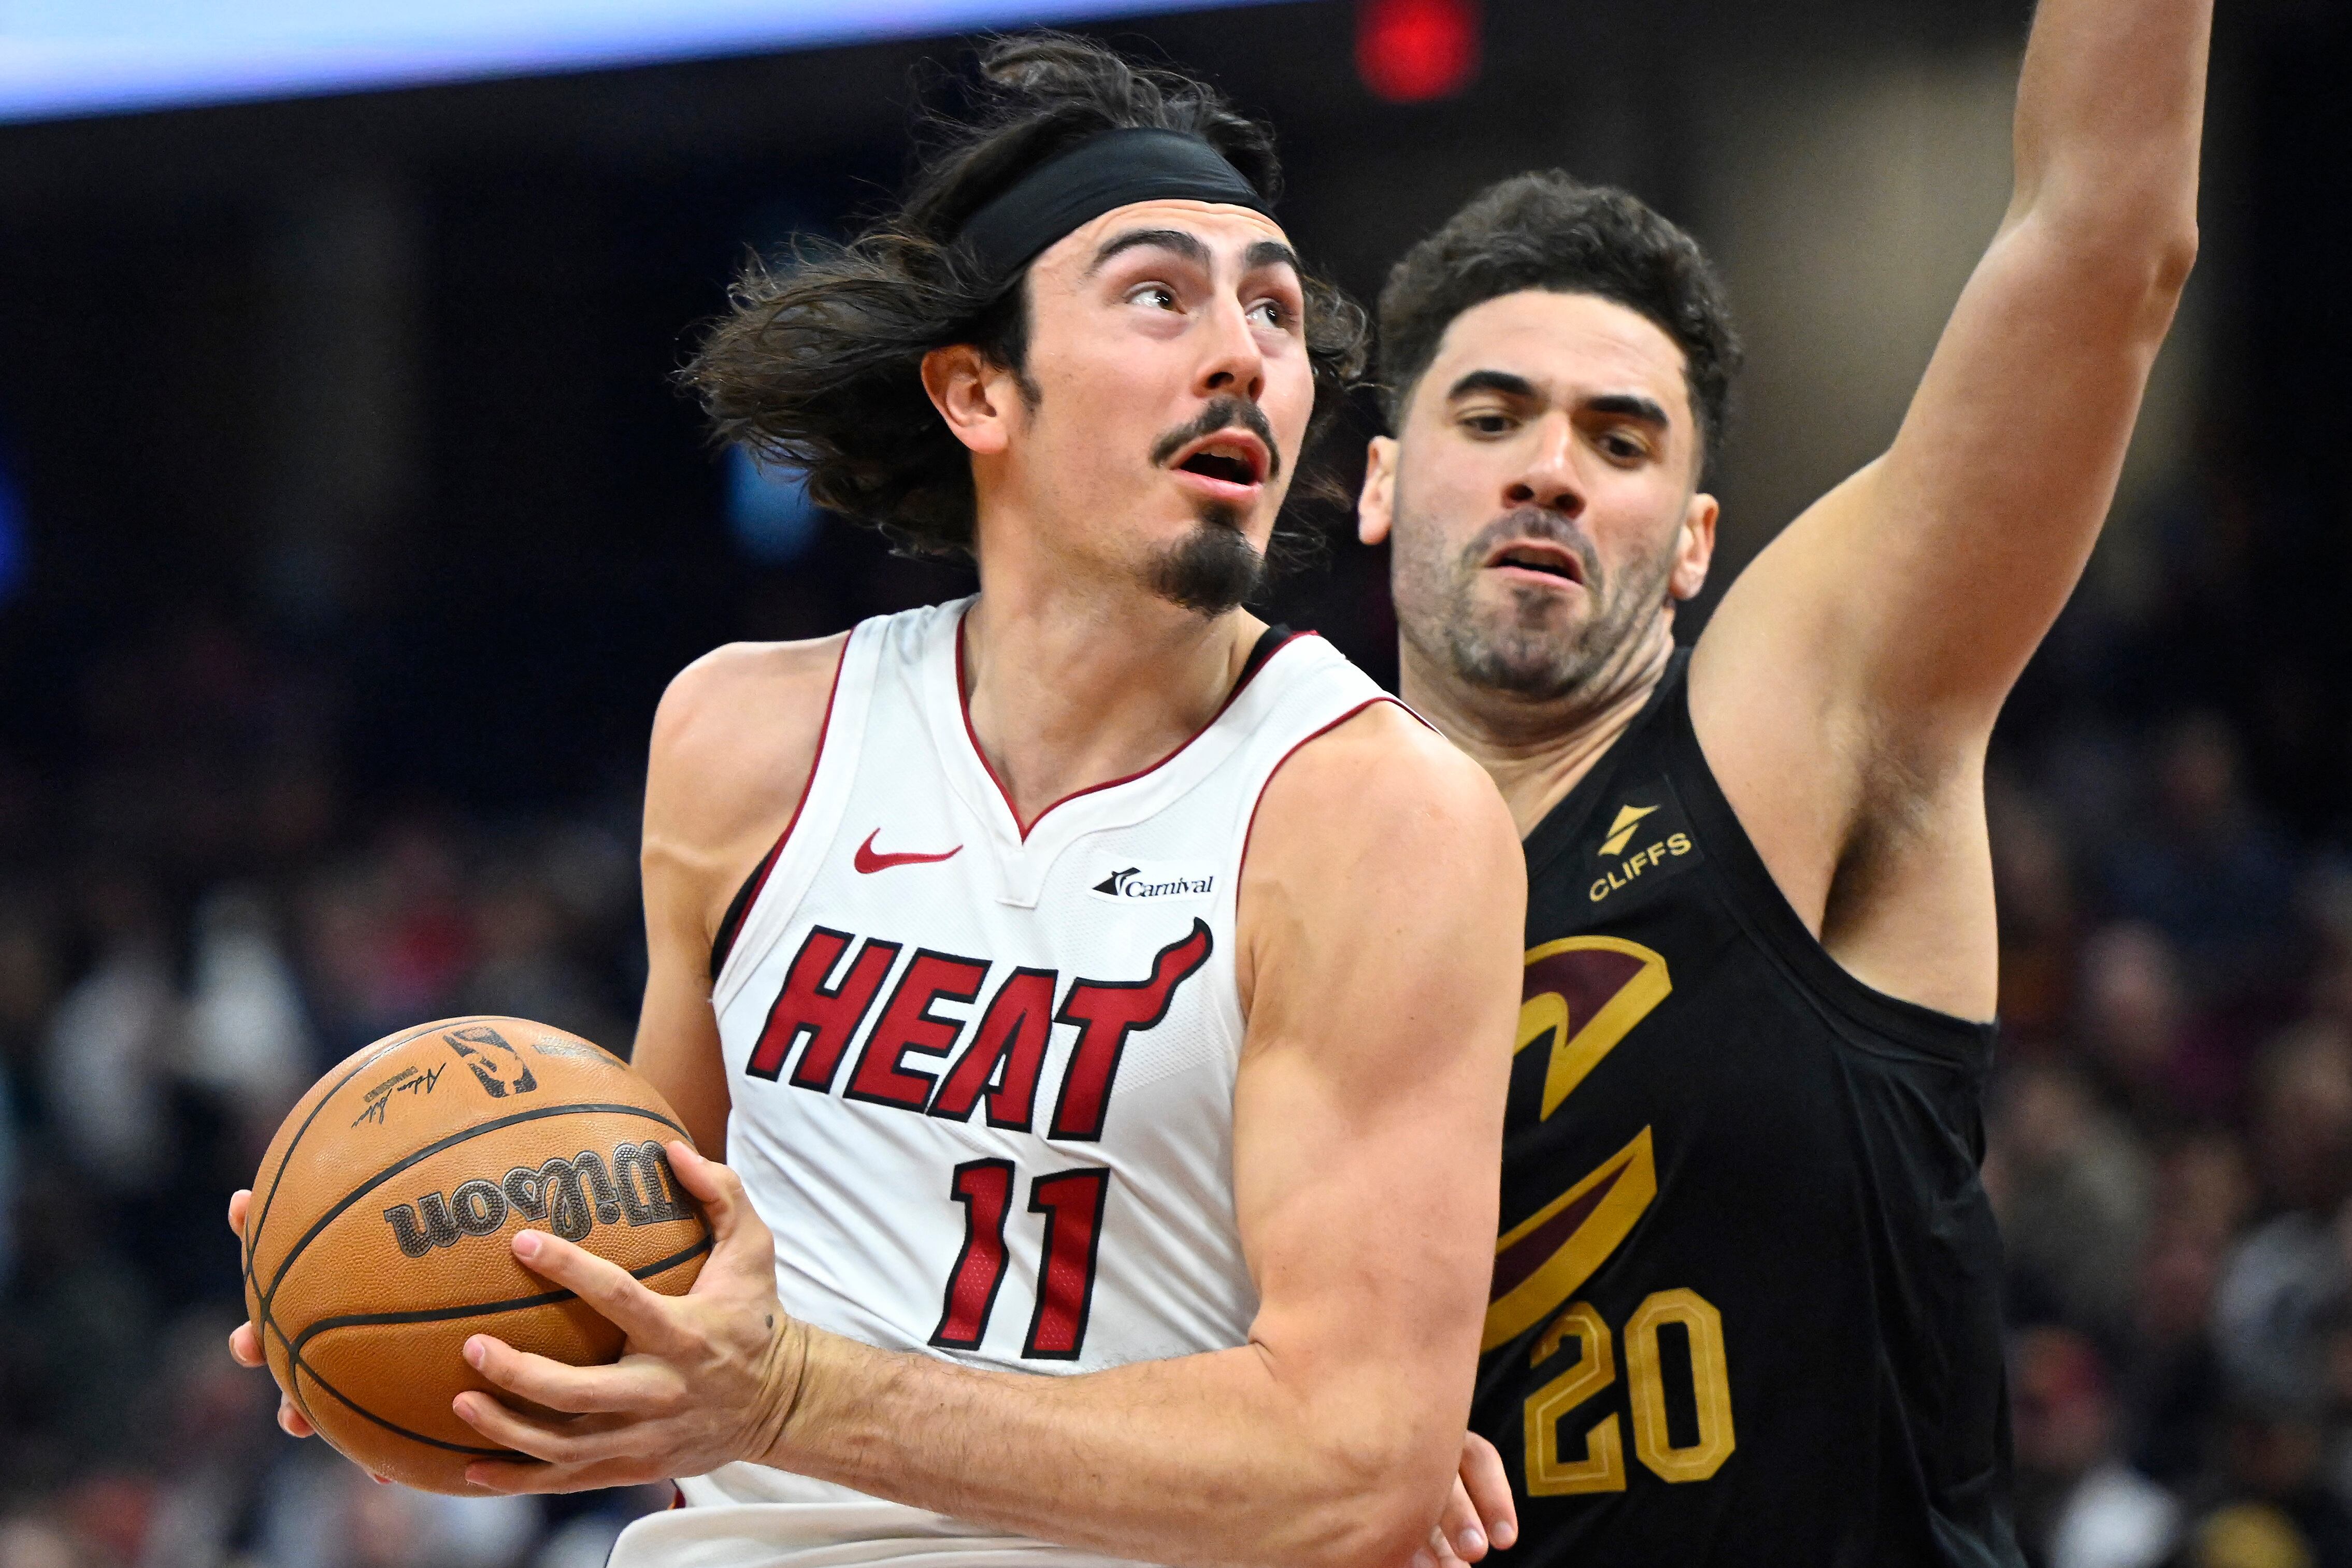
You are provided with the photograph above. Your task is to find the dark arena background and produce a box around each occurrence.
[0,1,2348,1563]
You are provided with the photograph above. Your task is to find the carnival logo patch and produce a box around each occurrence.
[1089,861,1217,902]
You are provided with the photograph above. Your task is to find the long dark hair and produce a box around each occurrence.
[684,33,1369,560]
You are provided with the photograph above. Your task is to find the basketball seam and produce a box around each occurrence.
[294,1359,522,1459]
[286,1232,714,1357]
[252,1102,689,1396]
[244,1018,495,1428]
[280,1232,715,1469]
[242,1017,499,1302]
[260,1101,687,1307]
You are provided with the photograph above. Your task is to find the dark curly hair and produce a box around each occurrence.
[1378,173,1742,482]
[685,33,1370,561]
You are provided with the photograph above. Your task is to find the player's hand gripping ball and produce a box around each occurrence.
[234,1017,711,1492]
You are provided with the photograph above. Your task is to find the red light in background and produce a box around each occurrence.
[1356,0,1482,104]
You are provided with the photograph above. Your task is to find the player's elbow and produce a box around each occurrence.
[2095,205,2201,308]
[2010,203,2200,343]
[2038,184,2200,290]
[2109,217,2201,339]
[2150,219,2201,302]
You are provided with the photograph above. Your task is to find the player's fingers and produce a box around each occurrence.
[460,1458,560,1494]
[463,1454,641,1494]
[508,1229,682,1349]
[664,1141,774,1281]
[448,1388,586,1460]
[1435,1474,1489,1562]
[463,1334,675,1415]
[1459,1431,1517,1550]
[228,1321,265,1368]
[278,1396,315,1438]
[450,1393,644,1472]
[227,1188,251,1235]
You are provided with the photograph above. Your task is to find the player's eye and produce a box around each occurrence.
[1246,298,1291,330]
[1461,411,1515,436]
[1128,283,1180,312]
[1599,431,1651,462]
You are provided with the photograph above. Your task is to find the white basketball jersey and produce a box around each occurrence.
[610,598,1393,1568]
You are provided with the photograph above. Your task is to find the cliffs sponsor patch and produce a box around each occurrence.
[1587,785,1703,906]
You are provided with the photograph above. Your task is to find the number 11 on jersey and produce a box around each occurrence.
[931,1160,1111,1360]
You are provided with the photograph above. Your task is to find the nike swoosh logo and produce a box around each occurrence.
[853,829,963,874]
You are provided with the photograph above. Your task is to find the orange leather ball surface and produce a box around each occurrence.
[240,1017,711,1492]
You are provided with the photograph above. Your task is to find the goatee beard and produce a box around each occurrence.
[1147,504,1266,615]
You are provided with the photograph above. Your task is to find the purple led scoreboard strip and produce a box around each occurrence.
[0,0,1280,124]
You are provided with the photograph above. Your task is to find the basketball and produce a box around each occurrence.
[238,1016,712,1493]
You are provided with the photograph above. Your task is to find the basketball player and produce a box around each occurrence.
[1352,0,2210,1561]
[227,35,1527,1568]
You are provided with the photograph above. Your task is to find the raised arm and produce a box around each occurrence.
[1690,0,2208,1000]
[451,703,1526,1568]
[1709,0,2206,735]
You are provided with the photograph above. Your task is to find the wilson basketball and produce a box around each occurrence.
[240,1016,711,1493]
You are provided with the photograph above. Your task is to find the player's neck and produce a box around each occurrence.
[959,571,1263,833]
[1402,615,1677,840]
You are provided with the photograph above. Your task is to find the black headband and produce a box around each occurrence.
[956,127,1273,286]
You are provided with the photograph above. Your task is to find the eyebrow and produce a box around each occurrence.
[1446,369,1539,402]
[1084,229,1300,281]
[1587,392,1671,428]
[1242,239,1301,276]
[1446,371,1672,429]
[1086,227,1212,276]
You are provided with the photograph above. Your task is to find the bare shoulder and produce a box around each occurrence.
[1244,700,1523,948]
[644,634,849,915]
[652,636,845,775]
[1263,700,1515,845]
[1236,700,1523,1086]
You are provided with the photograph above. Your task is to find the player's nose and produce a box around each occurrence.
[1195,295,1267,404]
[1503,411,1584,518]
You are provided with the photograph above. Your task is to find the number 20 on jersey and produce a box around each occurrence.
[1503,937,1738,1494]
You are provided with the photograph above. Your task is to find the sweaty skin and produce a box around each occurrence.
[1361,0,2207,1023]
[231,199,1526,1568]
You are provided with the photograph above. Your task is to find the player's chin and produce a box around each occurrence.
[1446,607,1594,697]
[1471,574,1590,641]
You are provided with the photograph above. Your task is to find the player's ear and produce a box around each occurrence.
[1670,490,1719,602]
[921,343,1014,457]
[1357,435,1398,546]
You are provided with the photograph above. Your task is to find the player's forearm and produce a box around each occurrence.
[762,1323,1454,1568]
[2012,0,2210,242]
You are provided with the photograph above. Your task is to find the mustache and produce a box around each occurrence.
[1460,507,1602,585]
[1149,395,1283,482]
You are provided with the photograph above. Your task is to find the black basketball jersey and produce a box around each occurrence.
[1475,652,2023,1567]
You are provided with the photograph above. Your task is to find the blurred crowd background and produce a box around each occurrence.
[1,1,2348,1566]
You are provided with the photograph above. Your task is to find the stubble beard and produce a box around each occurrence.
[1397,503,1679,705]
